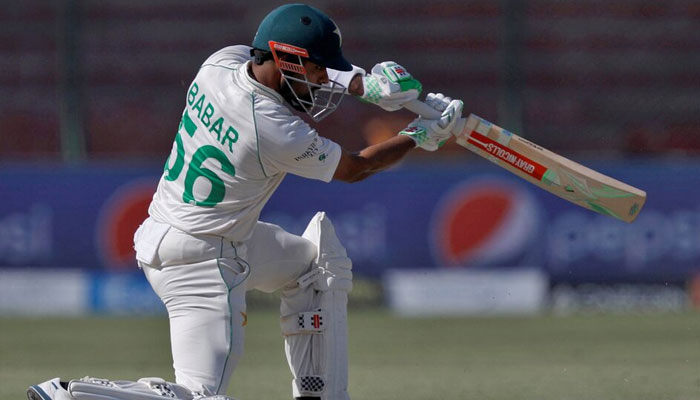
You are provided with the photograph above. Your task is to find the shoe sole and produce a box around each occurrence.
[27,386,50,400]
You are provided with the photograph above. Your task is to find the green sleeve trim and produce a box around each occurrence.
[250,93,269,178]
[200,63,239,72]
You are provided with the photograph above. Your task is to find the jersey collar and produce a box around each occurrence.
[242,60,284,103]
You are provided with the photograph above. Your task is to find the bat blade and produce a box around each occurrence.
[454,114,646,222]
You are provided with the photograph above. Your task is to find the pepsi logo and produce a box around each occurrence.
[430,178,541,267]
[96,178,157,270]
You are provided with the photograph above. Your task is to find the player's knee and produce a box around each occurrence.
[299,211,353,293]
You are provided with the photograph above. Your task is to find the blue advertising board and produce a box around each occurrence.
[1,159,698,284]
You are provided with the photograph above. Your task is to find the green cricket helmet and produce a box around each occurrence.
[251,4,352,121]
[252,3,352,71]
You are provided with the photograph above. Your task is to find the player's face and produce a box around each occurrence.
[305,60,329,85]
[277,57,341,119]
[290,60,329,97]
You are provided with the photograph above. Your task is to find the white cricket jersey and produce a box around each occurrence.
[148,45,361,242]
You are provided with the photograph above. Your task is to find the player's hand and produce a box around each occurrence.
[399,93,464,151]
[358,61,422,111]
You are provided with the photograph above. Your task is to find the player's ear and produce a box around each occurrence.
[251,48,273,65]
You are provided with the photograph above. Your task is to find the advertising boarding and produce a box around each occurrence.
[1,159,697,285]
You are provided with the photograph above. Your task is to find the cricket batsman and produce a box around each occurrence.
[28,3,463,400]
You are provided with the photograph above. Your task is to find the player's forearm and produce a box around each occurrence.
[334,135,415,182]
[357,134,414,167]
[347,74,364,96]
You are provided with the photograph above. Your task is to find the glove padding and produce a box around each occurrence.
[399,93,464,151]
[359,61,422,111]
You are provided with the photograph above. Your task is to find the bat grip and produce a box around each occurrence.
[403,99,442,119]
[403,99,469,136]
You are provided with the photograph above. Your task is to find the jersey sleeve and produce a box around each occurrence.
[256,106,342,183]
[201,45,252,68]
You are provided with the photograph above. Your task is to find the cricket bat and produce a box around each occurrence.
[404,100,646,223]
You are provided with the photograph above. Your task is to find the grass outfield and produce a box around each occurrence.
[2,309,700,400]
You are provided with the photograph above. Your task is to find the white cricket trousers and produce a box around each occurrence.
[137,217,316,396]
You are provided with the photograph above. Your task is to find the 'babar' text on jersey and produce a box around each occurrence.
[187,82,239,154]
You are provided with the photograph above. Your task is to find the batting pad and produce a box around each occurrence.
[68,377,194,400]
[281,212,352,400]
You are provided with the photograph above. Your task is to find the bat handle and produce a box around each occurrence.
[403,99,443,119]
[403,99,469,137]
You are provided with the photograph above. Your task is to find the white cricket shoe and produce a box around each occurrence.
[27,377,71,400]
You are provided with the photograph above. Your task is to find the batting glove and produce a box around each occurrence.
[359,61,422,111]
[399,93,464,151]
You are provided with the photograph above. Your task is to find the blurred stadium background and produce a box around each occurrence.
[2,0,700,399]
